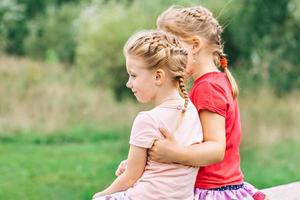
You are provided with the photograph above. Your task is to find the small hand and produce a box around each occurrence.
[148,127,181,164]
[115,159,127,176]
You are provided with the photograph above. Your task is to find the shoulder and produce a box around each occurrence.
[191,72,232,101]
[130,111,160,148]
[132,111,157,129]
[194,72,227,91]
[190,73,230,116]
[192,82,227,101]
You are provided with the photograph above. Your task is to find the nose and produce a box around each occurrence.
[126,79,132,88]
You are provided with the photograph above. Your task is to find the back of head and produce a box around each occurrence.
[157,5,239,98]
[124,30,190,110]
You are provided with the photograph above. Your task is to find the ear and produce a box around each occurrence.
[154,69,165,86]
[190,35,203,54]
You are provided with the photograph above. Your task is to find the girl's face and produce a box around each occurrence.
[125,56,158,103]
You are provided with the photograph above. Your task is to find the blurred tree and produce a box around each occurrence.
[232,0,290,59]
[75,0,197,100]
[1,0,298,98]
[230,0,300,95]
[0,0,27,54]
[25,3,80,63]
[75,1,151,100]
[0,0,82,55]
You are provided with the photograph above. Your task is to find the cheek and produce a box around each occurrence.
[186,64,193,74]
[135,90,151,103]
[138,83,156,101]
[186,57,194,73]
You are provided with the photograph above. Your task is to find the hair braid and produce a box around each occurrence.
[178,76,189,112]
[157,5,240,99]
[215,29,239,98]
[124,30,189,103]
[167,41,189,113]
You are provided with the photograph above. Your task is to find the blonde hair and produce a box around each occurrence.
[124,30,189,112]
[157,5,239,98]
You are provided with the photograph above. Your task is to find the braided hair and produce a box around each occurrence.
[157,5,239,98]
[124,30,189,112]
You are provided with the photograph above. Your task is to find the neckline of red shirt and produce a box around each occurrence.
[193,71,222,85]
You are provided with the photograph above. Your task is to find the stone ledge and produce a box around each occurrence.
[261,182,300,200]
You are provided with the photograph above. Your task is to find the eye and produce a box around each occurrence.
[130,74,137,78]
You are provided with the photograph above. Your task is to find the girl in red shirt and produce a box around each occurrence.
[147,5,268,200]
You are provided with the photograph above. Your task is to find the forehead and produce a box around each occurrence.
[126,55,148,72]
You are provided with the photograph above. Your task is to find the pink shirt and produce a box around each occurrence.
[126,99,203,200]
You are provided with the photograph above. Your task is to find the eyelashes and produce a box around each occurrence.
[128,74,137,79]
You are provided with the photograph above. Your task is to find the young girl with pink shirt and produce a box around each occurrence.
[92,30,203,200]
[117,5,268,200]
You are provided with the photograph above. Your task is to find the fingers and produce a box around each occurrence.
[115,160,127,176]
[115,169,121,176]
[151,139,158,148]
[159,127,172,139]
[120,160,127,164]
[148,144,159,161]
[148,148,154,159]
[148,151,155,161]
[149,139,158,152]
[115,166,125,176]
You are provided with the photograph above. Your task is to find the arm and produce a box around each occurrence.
[149,110,225,167]
[93,145,147,198]
[175,110,226,166]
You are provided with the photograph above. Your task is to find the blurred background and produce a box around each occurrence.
[0,0,299,199]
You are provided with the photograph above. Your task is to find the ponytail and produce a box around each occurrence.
[224,68,239,98]
[219,56,239,98]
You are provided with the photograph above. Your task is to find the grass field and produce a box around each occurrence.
[0,126,130,200]
[1,125,300,200]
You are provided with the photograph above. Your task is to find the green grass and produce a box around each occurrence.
[0,126,299,199]
[241,139,300,189]
[0,126,129,200]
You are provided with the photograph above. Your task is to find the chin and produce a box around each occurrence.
[136,97,150,104]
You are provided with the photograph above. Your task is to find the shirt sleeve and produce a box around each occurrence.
[192,81,228,117]
[129,112,160,148]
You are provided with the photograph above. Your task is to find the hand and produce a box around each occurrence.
[115,160,127,176]
[148,127,181,164]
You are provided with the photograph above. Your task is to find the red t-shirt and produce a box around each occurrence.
[189,72,244,189]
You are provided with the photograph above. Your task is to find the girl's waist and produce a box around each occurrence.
[195,167,244,189]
